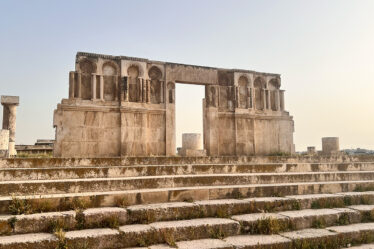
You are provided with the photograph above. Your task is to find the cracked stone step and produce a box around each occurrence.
[2,162,374,181]
[1,181,374,214]
[2,171,374,196]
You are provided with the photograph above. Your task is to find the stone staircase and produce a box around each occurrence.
[1,156,374,248]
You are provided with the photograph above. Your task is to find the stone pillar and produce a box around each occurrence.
[266,90,270,110]
[100,75,104,101]
[91,73,96,100]
[275,90,280,111]
[280,90,285,111]
[138,78,143,102]
[146,80,150,103]
[142,79,146,103]
[246,87,251,108]
[124,77,129,102]
[77,73,82,99]
[160,81,164,103]
[69,71,75,99]
[261,89,266,110]
[1,96,19,157]
[113,76,119,101]
[235,86,239,108]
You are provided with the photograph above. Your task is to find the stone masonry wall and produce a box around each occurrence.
[53,52,295,157]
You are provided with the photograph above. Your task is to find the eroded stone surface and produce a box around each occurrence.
[177,238,233,249]
[225,234,291,249]
[53,52,294,157]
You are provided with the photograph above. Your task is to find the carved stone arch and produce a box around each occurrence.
[102,61,119,101]
[78,58,97,74]
[268,78,280,111]
[78,59,97,100]
[127,62,144,78]
[127,64,140,102]
[148,66,162,80]
[148,66,163,104]
[268,78,280,90]
[102,61,119,76]
[238,75,250,108]
[254,76,265,110]
[254,76,266,89]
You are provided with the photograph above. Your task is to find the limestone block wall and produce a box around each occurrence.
[54,52,295,157]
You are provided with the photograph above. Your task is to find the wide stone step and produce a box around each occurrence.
[2,155,374,168]
[2,162,374,181]
[1,181,374,214]
[1,193,374,236]
[2,221,374,249]
[2,171,374,196]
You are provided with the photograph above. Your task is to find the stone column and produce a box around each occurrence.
[142,79,146,103]
[266,90,270,110]
[113,76,118,101]
[69,71,75,99]
[280,90,285,111]
[160,81,164,103]
[100,75,104,101]
[261,89,266,110]
[146,80,150,103]
[77,73,82,99]
[91,73,96,100]
[235,86,239,108]
[246,87,251,108]
[124,77,129,102]
[275,90,280,111]
[1,96,19,157]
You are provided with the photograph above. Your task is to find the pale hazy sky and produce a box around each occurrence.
[0,0,373,151]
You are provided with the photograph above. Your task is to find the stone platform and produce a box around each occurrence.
[0,155,374,248]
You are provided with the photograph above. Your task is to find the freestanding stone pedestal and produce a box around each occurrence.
[179,133,206,157]
[1,96,19,157]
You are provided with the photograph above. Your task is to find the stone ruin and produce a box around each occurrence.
[1,95,19,157]
[53,52,295,157]
[178,133,206,156]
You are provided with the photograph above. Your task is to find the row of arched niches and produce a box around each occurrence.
[70,58,284,111]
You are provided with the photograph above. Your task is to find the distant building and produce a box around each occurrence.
[16,139,54,155]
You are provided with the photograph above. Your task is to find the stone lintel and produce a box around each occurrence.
[1,96,19,106]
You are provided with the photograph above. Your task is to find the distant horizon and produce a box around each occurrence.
[1,0,373,152]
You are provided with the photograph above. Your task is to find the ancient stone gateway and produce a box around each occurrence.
[53,52,295,157]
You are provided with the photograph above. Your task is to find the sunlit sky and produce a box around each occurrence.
[0,0,373,151]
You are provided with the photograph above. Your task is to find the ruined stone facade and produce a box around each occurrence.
[53,52,294,157]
